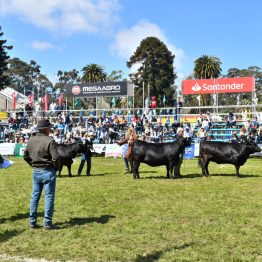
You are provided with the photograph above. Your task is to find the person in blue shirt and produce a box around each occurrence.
[77,132,95,176]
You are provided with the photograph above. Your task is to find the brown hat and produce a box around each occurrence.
[37,119,53,130]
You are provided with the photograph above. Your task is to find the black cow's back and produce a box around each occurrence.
[132,140,184,166]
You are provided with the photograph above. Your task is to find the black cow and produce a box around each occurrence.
[199,141,261,177]
[130,138,189,179]
[0,154,4,164]
[56,143,85,177]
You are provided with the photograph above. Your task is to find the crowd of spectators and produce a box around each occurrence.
[0,110,262,146]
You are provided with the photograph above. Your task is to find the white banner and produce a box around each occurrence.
[0,143,16,155]
[105,144,123,157]
[93,144,106,154]
[194,143,200,157]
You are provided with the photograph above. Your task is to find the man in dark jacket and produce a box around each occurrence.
[24,119,59,230]
[77,131,95,176]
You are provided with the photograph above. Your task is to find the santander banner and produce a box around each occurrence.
[182,77,254,95]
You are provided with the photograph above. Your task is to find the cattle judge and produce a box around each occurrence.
[23,119,59,230]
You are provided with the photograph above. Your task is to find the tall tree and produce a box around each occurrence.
[194,55,222,106]
[81,63,107,109]
[0,27,13,90]
[53,69,81,108]
[106,70,125,82]
[8,58,52,99]
[127,37,176,108]
[223,66,262,108]
[54,69,80,94]
[81,63,106,83]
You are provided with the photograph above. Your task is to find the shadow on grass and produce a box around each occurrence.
[57,173,109,178]
[139,176,167,180]
[208,173,260,178]
[134,243,192,262]
[140,173,202,180]
[0,212,43,224]
[57,214,116,228]
[0,229,23,243]
[180,173,203,179]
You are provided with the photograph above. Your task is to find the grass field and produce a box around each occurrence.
[0,156,262,261]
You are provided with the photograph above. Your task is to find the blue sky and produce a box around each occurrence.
[1,0,262,85]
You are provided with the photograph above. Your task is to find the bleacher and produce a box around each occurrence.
[207,122,243,142]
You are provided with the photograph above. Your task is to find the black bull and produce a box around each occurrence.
[199,141,261,176]
[56,143,85,176]
[130,139,190,179]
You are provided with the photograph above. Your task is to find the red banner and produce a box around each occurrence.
[58,93,63,106]
[28,94,34,106]
[43,94,48,111]
[182,77,255,95]
[11,92,17,109]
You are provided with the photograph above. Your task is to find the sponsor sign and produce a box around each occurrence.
[66,81,128,97]
[182,77,254,95]
[184,144,195,159]
[14,144,26,157]
[0,112,7,120]
[0,143,16,155]
[105,144,123,157]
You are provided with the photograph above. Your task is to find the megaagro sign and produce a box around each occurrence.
[182,77,254,95]
[66,81,128,97]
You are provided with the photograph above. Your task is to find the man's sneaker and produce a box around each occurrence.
[44,224,60,230]
[29,224,40,229]
[124,170,130,174]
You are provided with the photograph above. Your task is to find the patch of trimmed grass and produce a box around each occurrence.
[0,157,261,261]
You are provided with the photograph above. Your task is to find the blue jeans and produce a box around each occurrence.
[30,168,56,226]
[78,154,92,175]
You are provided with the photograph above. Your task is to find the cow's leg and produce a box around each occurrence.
[68,165,72,177]
[200,155,208,176]
[58,165,63,177]
[204,161,210,176]
[235,165,240,177]
[166,165,170,179]
[132,161,140,179]
[174,154,183,178]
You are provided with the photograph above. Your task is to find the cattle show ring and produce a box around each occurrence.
[0,77,262,261]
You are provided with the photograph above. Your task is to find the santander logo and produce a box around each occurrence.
[192,82,202,92]
[72,85,81,95]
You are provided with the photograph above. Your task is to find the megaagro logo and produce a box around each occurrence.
[72,85,81,95]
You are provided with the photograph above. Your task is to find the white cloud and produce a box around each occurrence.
[0,0,121,34]
[111,20,185,70]
[31,40,55,50]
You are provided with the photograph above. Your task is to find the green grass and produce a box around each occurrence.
[0,156,262,261]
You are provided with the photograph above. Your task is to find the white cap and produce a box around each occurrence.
[88,132,95,137]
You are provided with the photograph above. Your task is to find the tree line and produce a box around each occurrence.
[0,26,261,110]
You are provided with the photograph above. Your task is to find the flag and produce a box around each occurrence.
[28,94,34,106]
[163,95,166,104]
[111,97,116,107]
[74,98,81,108]
[43,94,48,111]
[58,93,63,106]
[11,92,17,109]
[196,95,201,106]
